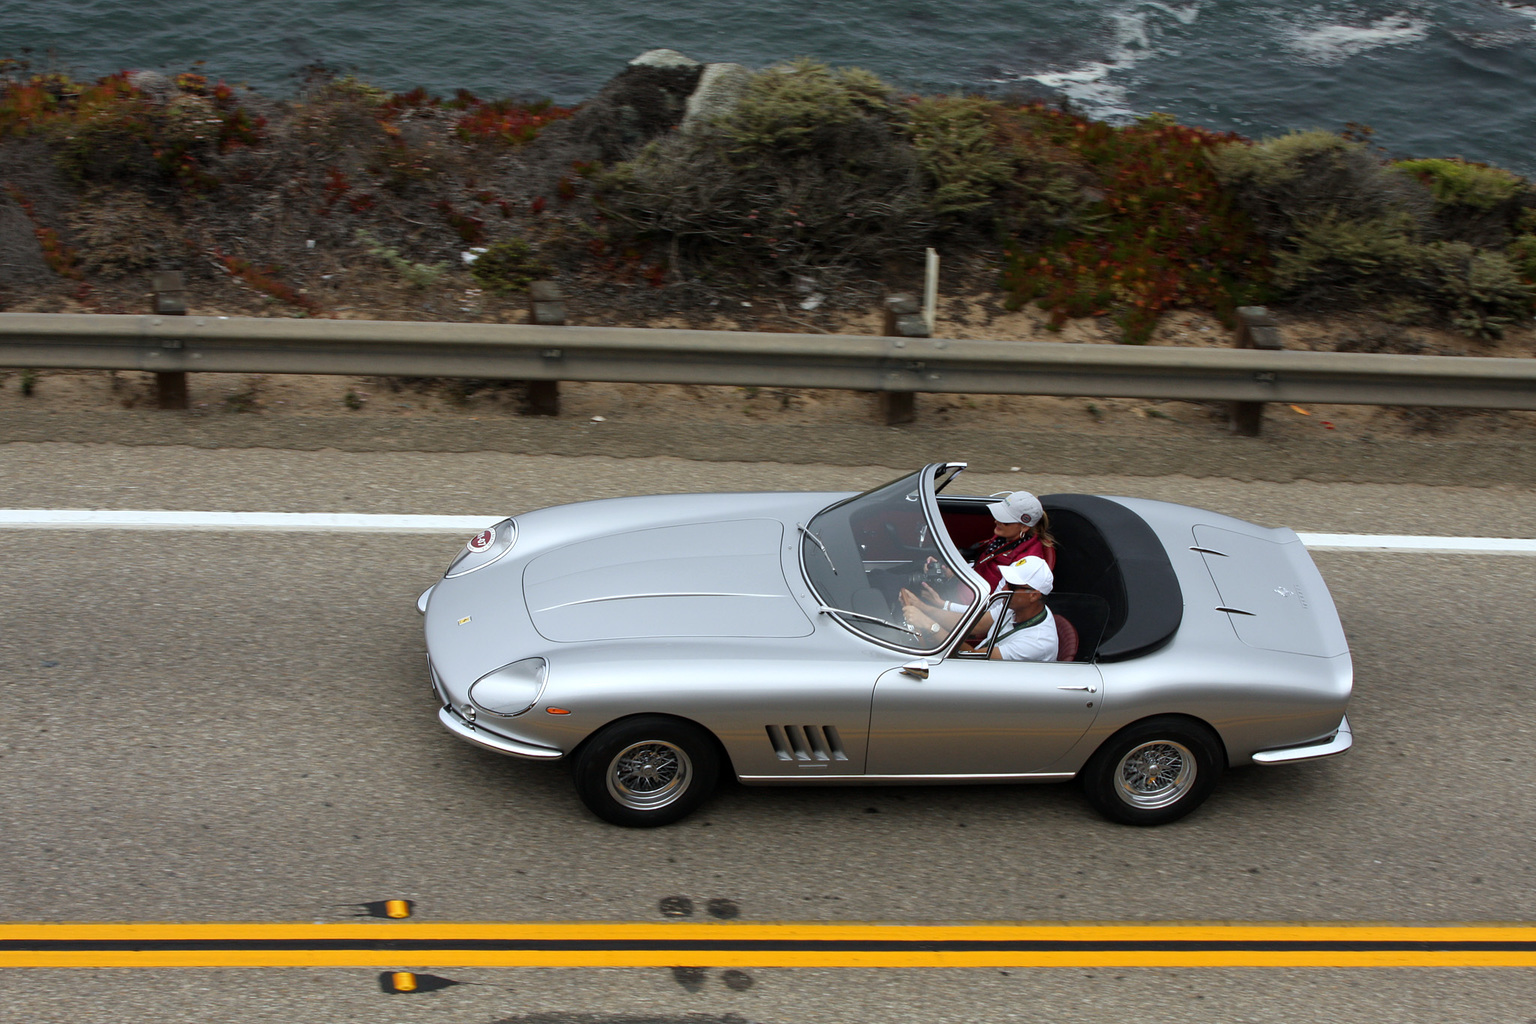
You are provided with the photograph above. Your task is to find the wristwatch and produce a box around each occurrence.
[929,622,941,633]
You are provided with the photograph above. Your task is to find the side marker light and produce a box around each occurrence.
[545,707,572,715]
[391,972,418,992]
[384,899,412,919]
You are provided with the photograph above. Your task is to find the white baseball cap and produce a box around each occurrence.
[997,555,1054,595]
[987,491,1044,527]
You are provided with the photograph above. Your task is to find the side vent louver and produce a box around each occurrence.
[766,725,849,762]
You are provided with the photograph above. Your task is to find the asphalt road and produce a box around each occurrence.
[1,446,1535,1022]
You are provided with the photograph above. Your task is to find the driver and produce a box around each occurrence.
[967,556,1058,661]
[896,490,1057,638]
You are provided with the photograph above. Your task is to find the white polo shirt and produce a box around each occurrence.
[992,606,1059,662]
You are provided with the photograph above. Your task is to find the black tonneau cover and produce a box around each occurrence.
[1041,494,1182,660]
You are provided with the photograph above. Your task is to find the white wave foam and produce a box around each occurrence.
[1023,61,1137,120]
[990,1,1208,121]
[1492,1,1536,26]
[1285,13,1431,65]
[1141,2,1203,27]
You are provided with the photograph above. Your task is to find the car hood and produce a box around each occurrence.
[522,517,813,642]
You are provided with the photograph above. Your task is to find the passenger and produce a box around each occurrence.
[966,556,1058,662]
[969,491,1057,592]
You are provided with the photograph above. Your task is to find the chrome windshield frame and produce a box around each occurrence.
[798,463,987,655]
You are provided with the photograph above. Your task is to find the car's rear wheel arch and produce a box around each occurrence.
[1130,713,1227,765]
[1080,713,1226,826]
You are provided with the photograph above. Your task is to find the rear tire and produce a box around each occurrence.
[572,716,720,827]
[1081,717,1223,826]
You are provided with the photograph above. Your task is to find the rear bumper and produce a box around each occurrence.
[1252,715,1352,765]
[437,705,564,761]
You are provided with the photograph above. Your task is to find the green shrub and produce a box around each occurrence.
[1271,212,1420,301]
[469,238,549,293]
[906,96,1015,218]
[1509,234,1536,282]
[1417,241,1532,340]
[722,59,894,154]
[355,229,447,288]
[1391,158,1530,248]
[600,60,928,283]
[1208,130,1431,244]
[1391,158,1523,210]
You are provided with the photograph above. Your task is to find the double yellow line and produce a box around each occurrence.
[4,921,1536,969]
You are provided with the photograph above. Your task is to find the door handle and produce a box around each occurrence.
[1057,684,1098,693]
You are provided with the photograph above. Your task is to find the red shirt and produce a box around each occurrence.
[973,533,1056,591]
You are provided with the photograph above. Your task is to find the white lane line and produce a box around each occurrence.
[0,510,498,532]
[1297,533,1536,554]
[1,510,1534,553]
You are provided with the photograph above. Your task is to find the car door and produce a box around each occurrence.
[865,657,1103,777]
[715,655,883,781]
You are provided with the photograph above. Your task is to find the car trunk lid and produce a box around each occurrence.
[1192,525,1348,657]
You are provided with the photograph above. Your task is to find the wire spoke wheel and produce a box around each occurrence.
[606,740,693,810]
[1083,718,1221,826]
[1113,740,1196,810]
[575,715,721,827]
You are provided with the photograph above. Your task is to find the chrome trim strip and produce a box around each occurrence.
[1252,715,1353,764]
[436,706,564,760]
[738,772,1076,783]
[537,590,784,611]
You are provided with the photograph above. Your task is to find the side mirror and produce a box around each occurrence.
[900,660,930,680]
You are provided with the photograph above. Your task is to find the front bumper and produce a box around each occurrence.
[1252,715,1353,765]
[436,705,564,760]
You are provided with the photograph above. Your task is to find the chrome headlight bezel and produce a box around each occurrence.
[467,657,548,717]
[445,518,517,578]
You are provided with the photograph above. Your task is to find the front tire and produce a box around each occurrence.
[572,716,720,827]
[1081,717,1223,826]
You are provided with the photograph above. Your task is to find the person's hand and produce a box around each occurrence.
[919,581,944,607]
[902,599,938,630]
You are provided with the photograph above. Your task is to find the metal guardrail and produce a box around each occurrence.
[1,312,1533,410]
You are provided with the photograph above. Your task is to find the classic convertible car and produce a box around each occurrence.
[419,463,1352,827]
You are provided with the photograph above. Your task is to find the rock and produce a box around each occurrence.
[567,49,705,162]
[630,48,700,71]
[682,63,753,133]
[126,70,176,104]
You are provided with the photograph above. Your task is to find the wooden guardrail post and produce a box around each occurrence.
[150,271,189,410]
[879,293,928,425]
[523,280,564,416]
[1229,306,1282,436]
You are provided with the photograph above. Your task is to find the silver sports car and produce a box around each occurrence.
[419,463,1352,827]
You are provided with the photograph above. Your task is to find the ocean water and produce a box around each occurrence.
[4,0,1535,175]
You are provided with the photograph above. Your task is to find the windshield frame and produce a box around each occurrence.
[798,463,987,655]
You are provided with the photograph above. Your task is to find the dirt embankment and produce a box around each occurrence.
[2,56,1534,470]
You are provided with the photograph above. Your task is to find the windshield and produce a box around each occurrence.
[801,468,979,651]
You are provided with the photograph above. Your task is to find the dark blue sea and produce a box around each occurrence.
[5,0,1535,175]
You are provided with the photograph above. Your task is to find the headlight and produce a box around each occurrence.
[445,518,517,578]
[468,657,548,717]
